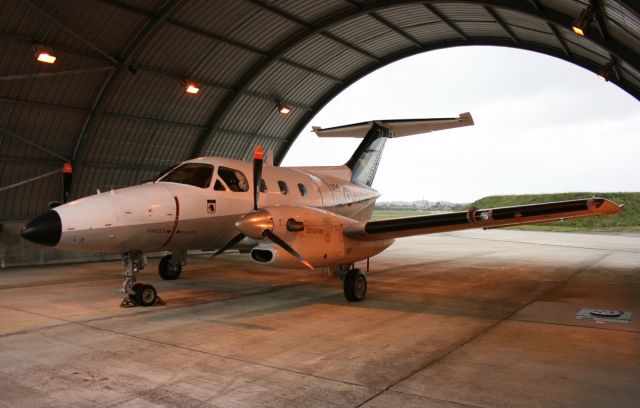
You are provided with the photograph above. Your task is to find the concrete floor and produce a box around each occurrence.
[0,230,638,408]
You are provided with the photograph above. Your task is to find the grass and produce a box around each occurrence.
[371,210,427,220]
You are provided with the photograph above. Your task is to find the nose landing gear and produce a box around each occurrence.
[120,250,163,307]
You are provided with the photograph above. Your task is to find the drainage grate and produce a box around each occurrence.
[575,308,632,324]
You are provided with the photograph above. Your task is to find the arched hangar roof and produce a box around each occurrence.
[1,0,639,219]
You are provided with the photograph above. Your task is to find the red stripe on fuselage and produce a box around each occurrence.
[159,196,180,250]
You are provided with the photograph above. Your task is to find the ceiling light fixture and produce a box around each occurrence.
[277,102,291,115]
[184,82,200,94]
[34,45,56,64]
[572,6,593,37]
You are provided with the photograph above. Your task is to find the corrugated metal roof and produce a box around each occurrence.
[1,0,639,219]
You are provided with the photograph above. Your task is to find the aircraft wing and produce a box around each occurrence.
[342,198,624,241]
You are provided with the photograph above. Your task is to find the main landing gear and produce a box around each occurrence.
[338,261,369,302]
[120,250,163,307]
[158,251,185,280]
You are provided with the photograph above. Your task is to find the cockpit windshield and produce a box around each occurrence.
[159,163,213,188]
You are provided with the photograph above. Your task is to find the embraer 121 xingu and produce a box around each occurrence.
[21,113,623,306]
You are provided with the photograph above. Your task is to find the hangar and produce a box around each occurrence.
[1,0,639,224]
[0,1,639,406]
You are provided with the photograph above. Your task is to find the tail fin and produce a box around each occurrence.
[312,113,473,187]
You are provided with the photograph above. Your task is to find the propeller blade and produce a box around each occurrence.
[253,145,264,211]
[263,229,314,270]
[212,233,246,257]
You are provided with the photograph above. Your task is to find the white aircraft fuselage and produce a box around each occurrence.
[55,157,381,255]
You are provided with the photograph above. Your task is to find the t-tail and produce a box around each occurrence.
[312,113,474,186]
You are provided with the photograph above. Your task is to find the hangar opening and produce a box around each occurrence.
[283,46,640,203]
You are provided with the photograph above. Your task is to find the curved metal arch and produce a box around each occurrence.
[190,0,640,159]
[70,0,186,173]
[274,39,639,166]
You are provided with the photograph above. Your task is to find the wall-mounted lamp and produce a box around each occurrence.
[572,6,593,37]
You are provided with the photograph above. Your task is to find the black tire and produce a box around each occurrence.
[135,284,157,307]
[343,269,367,302]
[129,282,143,302]
[159,254,182,280]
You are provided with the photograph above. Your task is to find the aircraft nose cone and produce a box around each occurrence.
[21,210,62,246]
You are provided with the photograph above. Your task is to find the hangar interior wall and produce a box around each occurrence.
[1,0,639,267]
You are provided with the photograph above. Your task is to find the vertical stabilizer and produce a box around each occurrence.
[345,124,388,187]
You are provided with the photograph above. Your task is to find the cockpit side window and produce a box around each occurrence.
[218,167,249,192]
[149,164,179,183]
[214,179,226,191]
[160,163,213,188]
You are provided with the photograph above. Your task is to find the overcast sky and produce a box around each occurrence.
[281,46,640,203]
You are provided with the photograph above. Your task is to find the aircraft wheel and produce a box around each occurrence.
[343,268,367,302]
[135,284,157,307]
[159,254,181,280]
[128,282,142,302]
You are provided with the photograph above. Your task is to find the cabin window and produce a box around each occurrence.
[278,180,288,195]
[218,167,249,192]
[260,179,268,192]
[214,179,226,191]
[297,183,307,197]
[160,163,213,188]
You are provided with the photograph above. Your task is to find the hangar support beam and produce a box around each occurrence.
[0,127,70,163]
[21,0,118,64]
[71,0,186,198]
[192,0,640,163]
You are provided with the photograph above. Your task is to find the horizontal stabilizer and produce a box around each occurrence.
[312,112,473,138]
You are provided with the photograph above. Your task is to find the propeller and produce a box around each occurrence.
[211,232,246,257]
[212,146,314,270]
[253,145,263,210]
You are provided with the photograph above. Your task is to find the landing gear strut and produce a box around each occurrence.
[120,250,163,307]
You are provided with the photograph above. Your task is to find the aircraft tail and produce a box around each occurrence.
[312,113,473,187]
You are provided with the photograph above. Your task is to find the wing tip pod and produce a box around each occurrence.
[459,112,474,126]
[591,197,625,215]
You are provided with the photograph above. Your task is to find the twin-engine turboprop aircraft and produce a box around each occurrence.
[21,113,623,306]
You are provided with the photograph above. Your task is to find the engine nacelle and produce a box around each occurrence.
[246,205,393,269]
